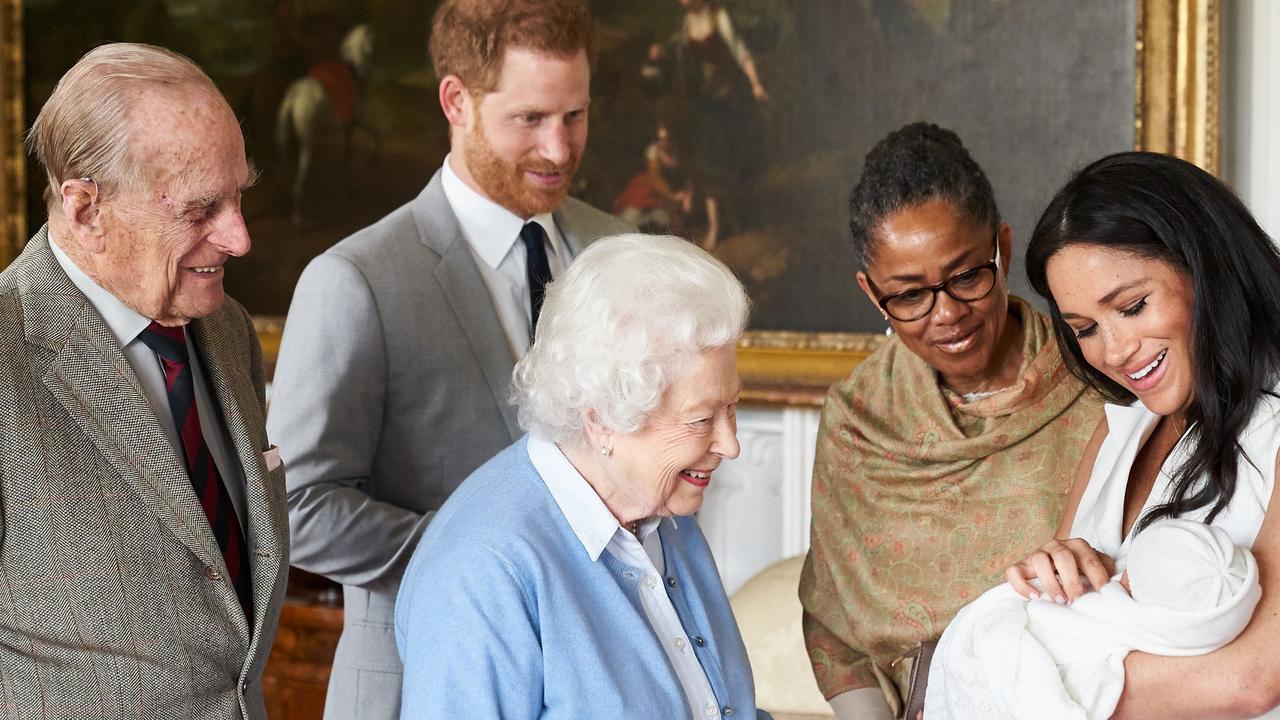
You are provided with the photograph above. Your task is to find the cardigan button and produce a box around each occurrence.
[666,576,677,587]
[722,705,734,716]
[694,635,705,647]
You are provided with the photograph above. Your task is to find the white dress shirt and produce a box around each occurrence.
[48,235,248,526]
[440,156,571,361]
[528,435,722,720]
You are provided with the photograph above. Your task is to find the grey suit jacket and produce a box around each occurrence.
[267,172,632,719]
[0,229,290,720]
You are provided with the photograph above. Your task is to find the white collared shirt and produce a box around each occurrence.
[440,156,570,361]
[48,235,248,527]
[528,435,721,720]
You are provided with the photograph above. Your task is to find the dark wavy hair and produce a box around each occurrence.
[1026,151,1280,532]
[847,122,1000,267]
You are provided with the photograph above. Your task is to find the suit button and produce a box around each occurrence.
[204,567,221,581]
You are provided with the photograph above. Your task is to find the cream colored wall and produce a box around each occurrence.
[1224,0,1280,239]
[699,405,820,595]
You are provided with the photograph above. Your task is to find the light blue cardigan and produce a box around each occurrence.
[395,436,768,719]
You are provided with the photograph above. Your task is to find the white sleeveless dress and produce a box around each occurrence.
[1071,392,1280,718]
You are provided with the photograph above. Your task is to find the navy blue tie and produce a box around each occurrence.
[520,222,552,336]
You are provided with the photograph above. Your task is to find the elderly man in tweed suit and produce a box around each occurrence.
[0,43,288,719]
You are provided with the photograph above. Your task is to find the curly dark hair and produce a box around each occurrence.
[1026,151,1280,533]
[847,122,1000,267]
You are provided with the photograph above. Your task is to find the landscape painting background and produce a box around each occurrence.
[17,0,1137,333]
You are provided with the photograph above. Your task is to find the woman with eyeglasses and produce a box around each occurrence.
[798,122,1104,720]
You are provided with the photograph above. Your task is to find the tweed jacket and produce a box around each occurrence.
[267,172,632,719]
[0,229,289,720]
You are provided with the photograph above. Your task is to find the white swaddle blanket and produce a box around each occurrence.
[924,519,1261,720]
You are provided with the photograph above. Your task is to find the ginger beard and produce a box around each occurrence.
[464,115,580,219]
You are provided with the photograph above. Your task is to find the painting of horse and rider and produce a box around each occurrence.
[23,0,444,314]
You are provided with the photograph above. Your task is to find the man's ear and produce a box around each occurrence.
[438,75,474,130]
[58,178,106,253]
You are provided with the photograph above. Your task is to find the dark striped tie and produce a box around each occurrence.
[520,221,553,336]
[138,322,253,621]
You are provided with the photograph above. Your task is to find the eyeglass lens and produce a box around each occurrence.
[883,265,997,321]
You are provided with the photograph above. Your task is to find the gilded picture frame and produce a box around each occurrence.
[0,0,1219,405]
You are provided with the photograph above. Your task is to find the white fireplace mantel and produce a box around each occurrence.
[699,404,822,595]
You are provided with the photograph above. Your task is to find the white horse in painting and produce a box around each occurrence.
[275,23,376,226]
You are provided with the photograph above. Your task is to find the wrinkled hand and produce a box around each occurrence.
[1005,537,1115,604]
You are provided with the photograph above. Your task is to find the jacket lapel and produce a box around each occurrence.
[39,293,228,579]
[554,205,586,257]
[188,311,288,649]
[412,174,522,441]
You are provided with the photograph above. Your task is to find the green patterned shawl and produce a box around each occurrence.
[798,298,1103,714]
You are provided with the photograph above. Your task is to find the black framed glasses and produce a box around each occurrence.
[869,234,1001,322]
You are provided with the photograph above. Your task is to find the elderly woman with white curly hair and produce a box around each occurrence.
[394,234,769,719]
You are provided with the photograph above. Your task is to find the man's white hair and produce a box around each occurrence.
[512,233,749,445]
[26,42,221,207]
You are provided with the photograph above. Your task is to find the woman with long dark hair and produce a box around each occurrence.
[1013,151,1280,718]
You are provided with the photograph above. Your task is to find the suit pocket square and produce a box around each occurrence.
[263,446,283,472]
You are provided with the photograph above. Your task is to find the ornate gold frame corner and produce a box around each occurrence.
[1,1,1222,405]
[0,0,23,269]
[1136,0,1220,173]
[736,330,884,405]
[252,315,286,380]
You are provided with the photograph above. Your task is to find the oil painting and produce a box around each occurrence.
[0,0,1218,393]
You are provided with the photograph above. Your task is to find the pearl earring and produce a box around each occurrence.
[600,446,612,456]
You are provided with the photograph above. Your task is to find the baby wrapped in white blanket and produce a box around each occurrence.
[924,518,1261,720]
